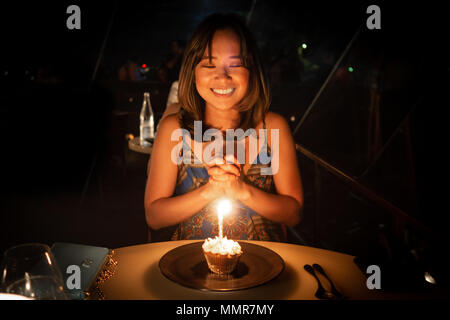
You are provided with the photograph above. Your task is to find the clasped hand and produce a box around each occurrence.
[202,154,250,201]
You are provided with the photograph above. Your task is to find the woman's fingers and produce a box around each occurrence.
[207,157,225,166]
[207,168,227,181]
[219,163,240,176]
[207,162,240,177]
[207,166,226,176]
[224,153,239,165]
[208,165,240,177]
[208,168,238,182]
[224,154,242,172]
[209,155,241,169]
[207,154,241,185]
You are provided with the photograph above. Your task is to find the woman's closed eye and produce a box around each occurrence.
[200,63,243,69]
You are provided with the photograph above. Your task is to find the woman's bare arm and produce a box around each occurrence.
[144,115,212,230]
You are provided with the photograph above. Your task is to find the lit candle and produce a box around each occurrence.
[216,199,232,239]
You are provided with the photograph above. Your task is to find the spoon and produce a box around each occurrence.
[312,263,344,299]
[304,264,337,300]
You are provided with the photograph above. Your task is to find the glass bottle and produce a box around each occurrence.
[139,92,155,146]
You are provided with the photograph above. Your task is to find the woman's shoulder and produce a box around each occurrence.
[155,114,183,143]
[263,111,290,130]
[259,112,293,148]
[158,114,181,132]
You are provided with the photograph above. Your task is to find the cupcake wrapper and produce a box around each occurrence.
[203,249,242,275]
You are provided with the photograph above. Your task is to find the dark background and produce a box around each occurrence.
[1,0,448,294]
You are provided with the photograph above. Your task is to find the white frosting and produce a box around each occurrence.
[202,236,242,255]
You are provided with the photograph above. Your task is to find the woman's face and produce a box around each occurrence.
[195,29,249,112]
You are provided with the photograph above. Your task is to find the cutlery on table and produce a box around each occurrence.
[304,264,338,300]
[312,263,344,299]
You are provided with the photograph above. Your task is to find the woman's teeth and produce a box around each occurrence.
[212,88,235,94]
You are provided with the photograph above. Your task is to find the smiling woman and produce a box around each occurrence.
[194,29,250,116]
[144,13,304,241]
[178,13,270,135]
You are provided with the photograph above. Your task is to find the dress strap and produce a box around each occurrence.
[262,117,268,148]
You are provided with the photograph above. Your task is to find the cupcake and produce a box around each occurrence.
[202,236,242,275]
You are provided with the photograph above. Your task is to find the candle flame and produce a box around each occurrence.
[217,199,232,217]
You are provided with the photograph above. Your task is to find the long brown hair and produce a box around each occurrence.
[178,13,271,135]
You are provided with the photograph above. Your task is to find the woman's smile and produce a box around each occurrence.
[210,87,236,96]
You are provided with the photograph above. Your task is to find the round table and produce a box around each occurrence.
[128,137,152,154]
[98,240,387,300]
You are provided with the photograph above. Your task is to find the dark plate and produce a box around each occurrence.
[159,241,285,291]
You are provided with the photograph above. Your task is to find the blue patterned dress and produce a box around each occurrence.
[170,121,285,242]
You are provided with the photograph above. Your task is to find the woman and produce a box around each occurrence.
[145,13,303,241]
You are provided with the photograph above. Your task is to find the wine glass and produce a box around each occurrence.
[0,243,68,300]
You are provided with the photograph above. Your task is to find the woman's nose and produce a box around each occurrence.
[214,66,231,80]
